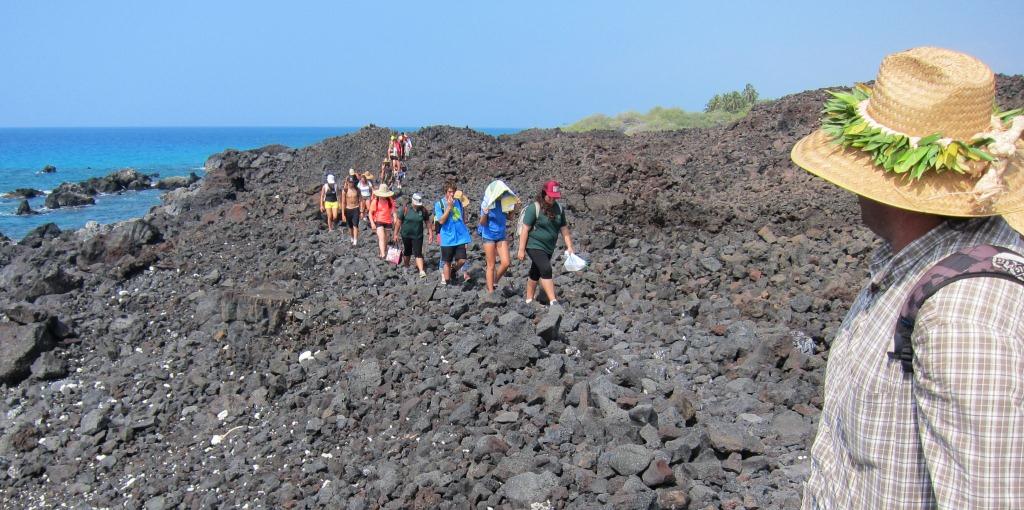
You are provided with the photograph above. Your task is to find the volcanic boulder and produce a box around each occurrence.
[44,183,95,209]
[155,172,200,190]
[16,199,36,215]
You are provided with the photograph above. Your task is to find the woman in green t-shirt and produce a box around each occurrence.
[394,193,433,277]
[516,180,576,306]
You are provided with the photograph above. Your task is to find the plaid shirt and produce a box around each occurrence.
[804,217,1024,509]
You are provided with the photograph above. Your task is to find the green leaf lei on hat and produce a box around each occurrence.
[822,83,1023,180]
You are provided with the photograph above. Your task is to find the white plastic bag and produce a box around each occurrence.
[563,252,587,272]
[386,245,401,265]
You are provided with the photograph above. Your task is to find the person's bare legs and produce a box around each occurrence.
[415,257,425,273]
[494,241,511,287]
[483,242,497,292]
[455,258,469,281]
[525,278,538,302]
[376,226,387,258]
[539,278,557,303]
[326,209,337,231]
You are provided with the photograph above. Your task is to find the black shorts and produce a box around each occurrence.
[527,248,553,280]
[402,236,423,259]
[440,244,467,263]
[344,208,360,228]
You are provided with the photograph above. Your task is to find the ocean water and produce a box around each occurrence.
[0,127,518,240]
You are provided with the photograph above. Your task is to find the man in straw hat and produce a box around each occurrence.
[791,47,1024,509]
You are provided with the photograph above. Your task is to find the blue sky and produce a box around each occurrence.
[1,0,1021,128]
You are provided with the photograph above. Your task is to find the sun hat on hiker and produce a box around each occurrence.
[373,184,395,197]
[791,46,1024,219]
[412,193,423,206]
[1005,210,1024,234]
[326,174,336,185]
[362,171,375,180]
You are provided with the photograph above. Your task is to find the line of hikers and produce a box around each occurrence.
[321,164,576,305]
[381,132,412,190]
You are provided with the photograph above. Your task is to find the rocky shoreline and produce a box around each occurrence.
[1,76,1022,509]
[3,168,200,217]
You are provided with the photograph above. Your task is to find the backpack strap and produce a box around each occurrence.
[890,244,1024,374]
[528,202,540,224]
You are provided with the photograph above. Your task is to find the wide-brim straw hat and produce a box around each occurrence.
[362,171,375,180]
[791,47,1024,222]
[373,184,394,197]
[1005,211,1024,234]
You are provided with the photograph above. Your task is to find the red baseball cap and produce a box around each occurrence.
[543,180,562,198]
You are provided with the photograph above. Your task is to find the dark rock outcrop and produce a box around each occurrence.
[2,188,44,199]
[43,168,166,209]
[18,222,62,247]
[0,307,73,384]
[15,199,35,215]
[78,219,162,266]
[155,172,200,190]
[82,168,152,193]
[44,183,96,209]
[0,321,55,384]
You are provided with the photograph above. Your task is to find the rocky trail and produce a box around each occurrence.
[1,76,1022,509]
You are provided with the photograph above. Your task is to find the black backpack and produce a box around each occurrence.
[889,244,1024,374]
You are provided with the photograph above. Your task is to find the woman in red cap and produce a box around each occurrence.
[516,180,576,306]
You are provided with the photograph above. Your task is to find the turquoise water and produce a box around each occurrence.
[0,127,518,240]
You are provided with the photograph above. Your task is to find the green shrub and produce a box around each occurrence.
[564,85,762,134]
[563,105,751,134]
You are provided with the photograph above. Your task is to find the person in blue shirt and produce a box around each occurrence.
[434,180,472,285]
[478,181,519,293]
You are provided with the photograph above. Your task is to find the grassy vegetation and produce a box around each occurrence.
[563,106,751,134]
[564,84,762,134]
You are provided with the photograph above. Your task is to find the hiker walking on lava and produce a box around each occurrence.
[379,158,395,188]
[319,174,340,232]
[388,135,402,178]
[395,192,433,277]
[479,180,519,293]
[357,171,374,222]
[516,180,575,306]
[434,180,472,285]
[791,47,1024,509]
[341,170,362,245]
[369,183,397,259]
